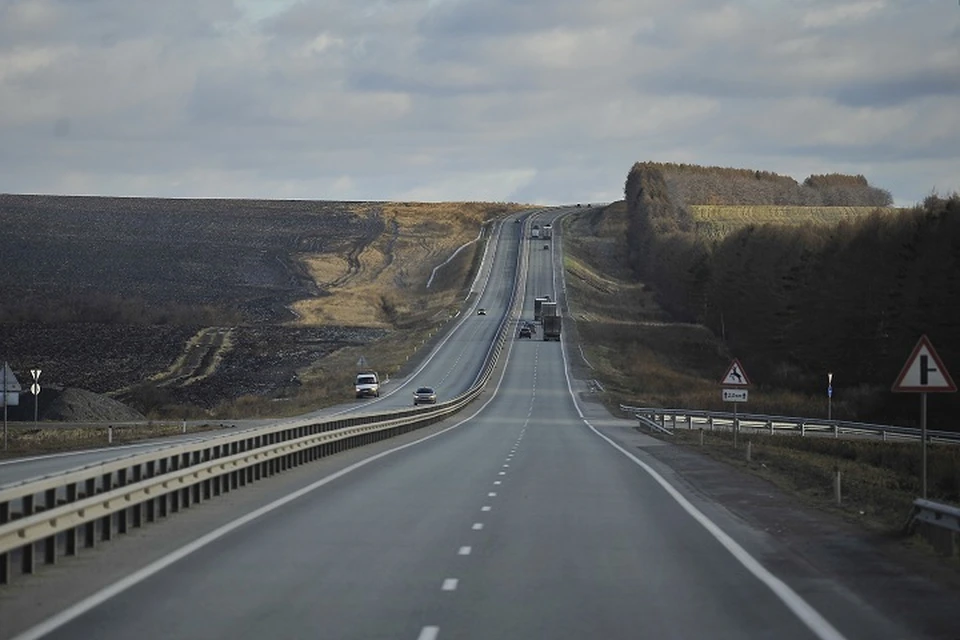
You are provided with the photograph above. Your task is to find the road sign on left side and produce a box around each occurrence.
[892,335,956,393]
[2,362,22,406]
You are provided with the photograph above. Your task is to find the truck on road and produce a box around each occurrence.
[542,302,561,341]
[531,224,540,239]
[542,224,552,240]
[534,296,551,323]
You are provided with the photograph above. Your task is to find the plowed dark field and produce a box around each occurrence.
[0,195,390,417]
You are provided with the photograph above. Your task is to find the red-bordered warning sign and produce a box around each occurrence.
[720,358,751,387]
[892,335,957,393]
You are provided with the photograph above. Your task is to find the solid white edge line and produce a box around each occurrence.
[554,226,848,640]
[10,232,533,640]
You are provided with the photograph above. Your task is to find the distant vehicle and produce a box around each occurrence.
[534,296,551,323]
[541,301,561,341]
[542,224,552,239]
[413,386,437,405]
[531,228,540,239]
[477,308,486,315]
[514,218,521,223]
[518,325,532,339]
[576,203,581,208]
[355,372,380,398]
[543,244,549,250]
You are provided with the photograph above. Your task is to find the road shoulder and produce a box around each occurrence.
[599,420,960,640]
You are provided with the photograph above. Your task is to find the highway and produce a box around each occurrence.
[4,209,917,640]
[0,210,536,488]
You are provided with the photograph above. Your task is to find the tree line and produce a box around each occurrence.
[623,161,960,427]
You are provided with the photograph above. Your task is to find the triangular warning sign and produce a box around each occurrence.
[892,335,956,393]
[1,362,21,392]
[720,358,751,387]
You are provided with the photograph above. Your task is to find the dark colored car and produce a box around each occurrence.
[413,386,437,405]
[477,308,486,315]
[518,325,532,339]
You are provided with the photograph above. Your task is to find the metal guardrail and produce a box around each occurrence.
[907,499,960,558]
[0,216,533,586]
[621,405,960,444]
[636,414,673,437]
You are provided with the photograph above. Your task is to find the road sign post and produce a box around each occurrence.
[827,372,833,422]
[2,362,6,451]
[31,369,41,424]
[720,359,751,449]
[892,335,956,499]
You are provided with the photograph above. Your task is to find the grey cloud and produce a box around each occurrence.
[832,71,960,107]
[1,0,959,205]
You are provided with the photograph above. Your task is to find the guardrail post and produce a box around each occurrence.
[708,415,714,431]
[65,483,78,555]
[882,430,887,442]
[834,423,839,438]
[768,420,773,435]
[108,425,113,444]
[800,422,805,437]
[20,495,36,576]
[84,478,96,548]
[672,414,677,430]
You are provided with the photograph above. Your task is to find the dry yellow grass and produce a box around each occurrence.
[291,202,529,328]
[690,205,901,240]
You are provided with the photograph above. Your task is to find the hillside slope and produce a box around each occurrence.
[612,162,960,427]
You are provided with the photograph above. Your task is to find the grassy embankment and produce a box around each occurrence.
[562,202,960,534]
[217,201,531,418]
[690,205,899,240]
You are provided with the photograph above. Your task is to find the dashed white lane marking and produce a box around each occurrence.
[458,546,472,556]
[488,492,497,497]
[442,579,459,592]
[494,480,502,485]
[502,464,510,468]
[498,471,506,475]
[481,506,491,512]
[472,523,484,530]
[418,626,439,640]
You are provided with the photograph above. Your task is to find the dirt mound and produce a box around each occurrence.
[43,388,146,422]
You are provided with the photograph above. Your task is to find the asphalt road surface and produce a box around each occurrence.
[0,209,540,488]
[7,209,914,640]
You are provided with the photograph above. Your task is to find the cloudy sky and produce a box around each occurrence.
[0,0,957,205]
